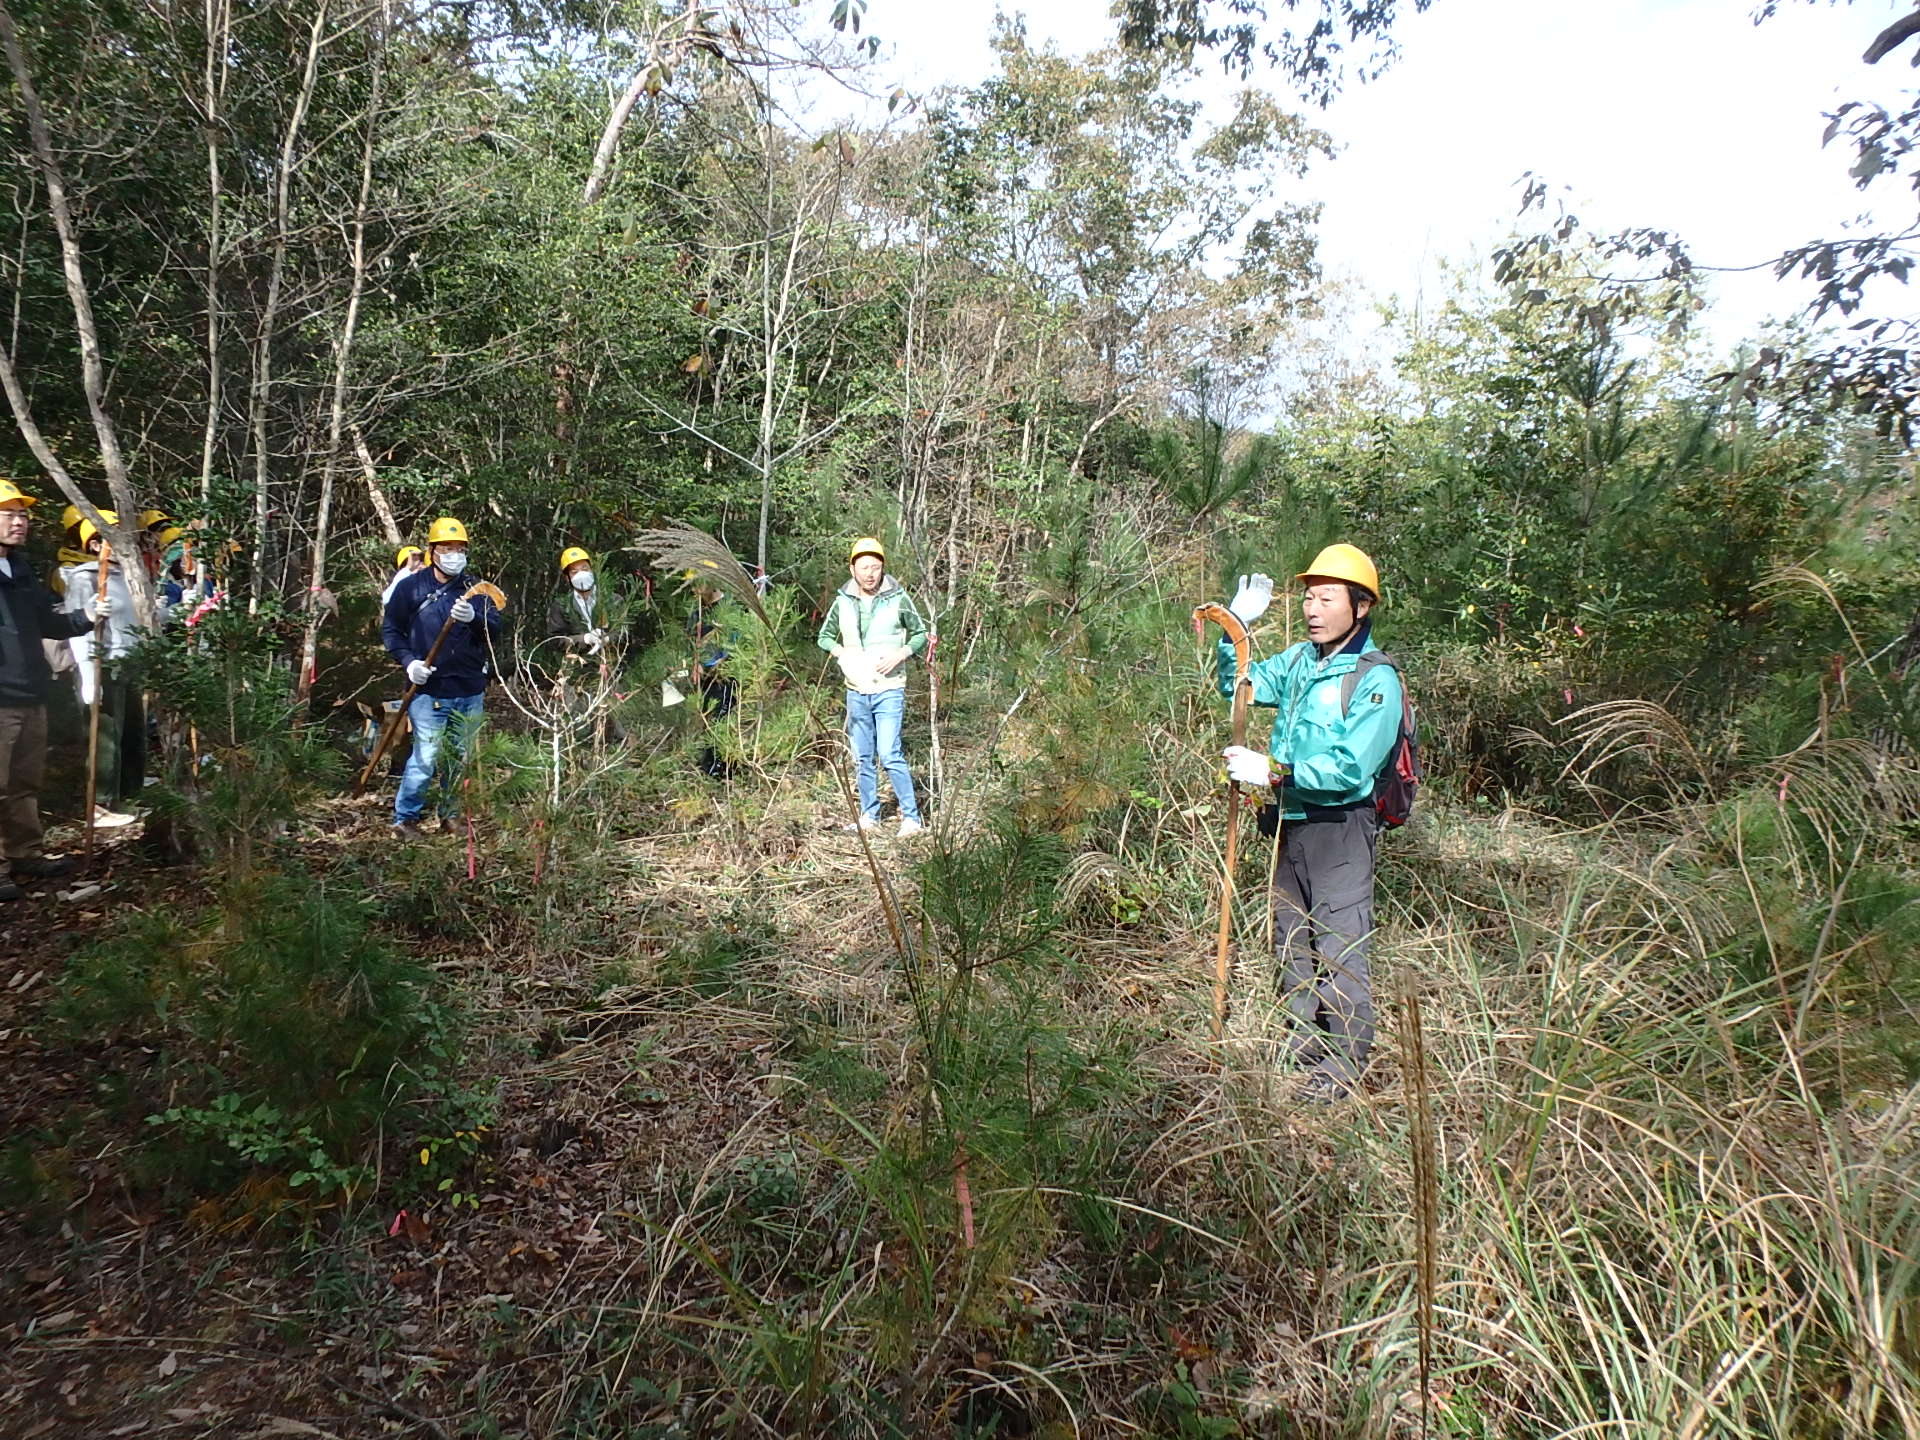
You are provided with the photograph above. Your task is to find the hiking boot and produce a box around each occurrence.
[896,818,925,839]
[437,815,462,835]
[1295,1071,1354,1106]
[9,854,76,879]
[0,876,20,902]
[391,819,426,839]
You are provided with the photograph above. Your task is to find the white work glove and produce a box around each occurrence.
[1223,745,1274,788]
[84,591,115,622]
[407,659,436,686]
[449,596,476,623]
[583,628,606,655]
[1228,573,1274,625]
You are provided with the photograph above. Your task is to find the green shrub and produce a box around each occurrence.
[129,606,345,874]
[58,871,473,1203]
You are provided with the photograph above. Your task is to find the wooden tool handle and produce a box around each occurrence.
[1193,600,1255,1050]
[353,582,507,795]
[82,542,113,859]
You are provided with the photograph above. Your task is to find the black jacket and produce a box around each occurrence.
[381,566,505,699]
[547,585,600,641]
[0,552,92,706]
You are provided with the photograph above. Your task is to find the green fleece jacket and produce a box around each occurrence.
[817,575,928,694]
[1218,632,1402,820]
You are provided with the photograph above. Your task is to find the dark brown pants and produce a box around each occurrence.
[0,703,50,862]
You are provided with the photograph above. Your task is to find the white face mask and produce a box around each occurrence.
[570,570,594,593]
[436,549,468,577]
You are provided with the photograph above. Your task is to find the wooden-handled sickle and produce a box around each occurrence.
[1194,601,1252,1050]
[355,582,508,795]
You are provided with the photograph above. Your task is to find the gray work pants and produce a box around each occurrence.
[1273,804,1380,1083]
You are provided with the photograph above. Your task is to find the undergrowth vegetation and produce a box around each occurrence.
[6,6,1920,1432]
[22,512,1920,1433]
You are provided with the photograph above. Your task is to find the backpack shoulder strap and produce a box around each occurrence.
[1341,649,1397,716]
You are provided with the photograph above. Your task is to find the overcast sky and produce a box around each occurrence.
[845,0,1915,362]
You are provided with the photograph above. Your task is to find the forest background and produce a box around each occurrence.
[3,1,1920,1437]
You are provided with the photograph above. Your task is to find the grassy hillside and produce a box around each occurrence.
[6,638,1916,1437]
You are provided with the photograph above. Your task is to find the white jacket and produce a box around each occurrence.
[62,561,166,705]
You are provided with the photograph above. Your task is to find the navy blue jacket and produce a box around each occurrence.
[0,552,92,706]
[381,567,505,699]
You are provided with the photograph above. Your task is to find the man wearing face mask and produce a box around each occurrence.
[0,479,102,899]
[381,516,504,836]
[547,547,610,655]
[1213,544,1403,1100]
[547,545,626,743]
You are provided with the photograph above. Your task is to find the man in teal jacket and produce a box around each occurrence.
[817,537,930,837]
[1215,543,1401,1097]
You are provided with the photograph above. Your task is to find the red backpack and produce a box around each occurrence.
[1340,651,1421,829]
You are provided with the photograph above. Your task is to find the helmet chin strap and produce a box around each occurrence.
[1319,605,1369,656]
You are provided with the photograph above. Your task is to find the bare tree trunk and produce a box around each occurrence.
[198,0,231,505]
[0,1,156,622]
[351,424,403,547]
[900,250,921,543]
[1068,396,1133,478]
[583,70,650,205]
[247,0,328,614]
[581,1,709,205]
[754,110,784,577]
[295,15,384,708]
[755,142,834,576]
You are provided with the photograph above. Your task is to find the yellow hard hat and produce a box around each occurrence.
[78,510,120,548]
[0,477,37,508]
[156,526,185,548]
[426,516,468,545]
[61,503,81,530]
[848,536,885,565]
[559,545,591,572]
[138,508,172,532]
[395,545,423,567]
[1296,543,1380,599]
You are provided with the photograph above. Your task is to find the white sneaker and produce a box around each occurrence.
[92,806,138,830]
[897,818,925,839]
[841,815,877,833]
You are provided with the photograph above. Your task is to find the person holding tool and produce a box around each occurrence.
[380,516,505,836]
[1213,544,1405,1098]
[548,546,611,655]
[817,537,929,838]
[62,511,160,825]
[547,545,624,743]
[0,479,101,898]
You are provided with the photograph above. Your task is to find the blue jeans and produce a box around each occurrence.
[396,692,484,823]
[845,687,918,822]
